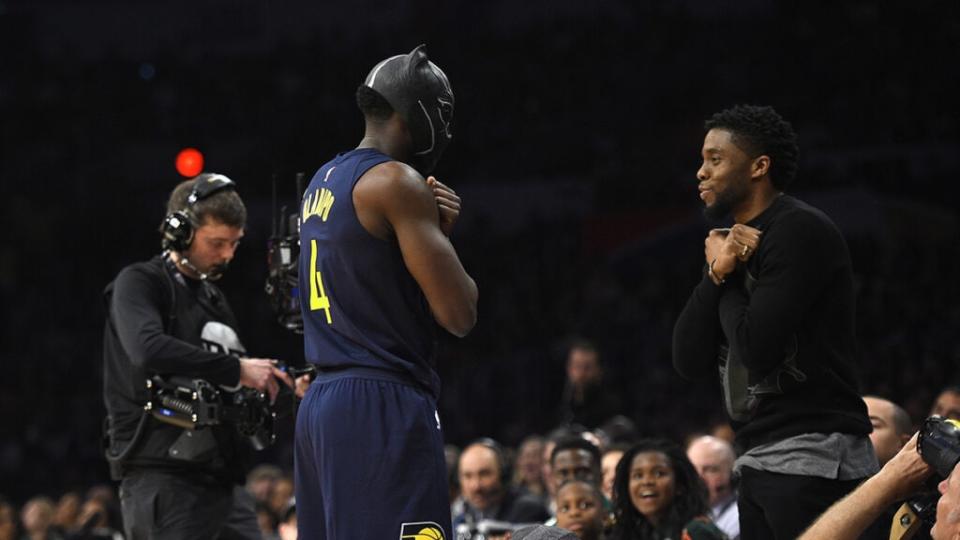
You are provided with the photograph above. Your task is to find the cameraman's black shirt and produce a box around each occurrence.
[102,255,248,482]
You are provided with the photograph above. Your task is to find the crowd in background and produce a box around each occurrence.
[4,340,956,539]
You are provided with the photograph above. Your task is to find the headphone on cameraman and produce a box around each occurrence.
[160,173,237,252]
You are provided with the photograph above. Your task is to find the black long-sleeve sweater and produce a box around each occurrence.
[672,195,871,451]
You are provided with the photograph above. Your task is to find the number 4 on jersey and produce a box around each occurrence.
[309,239,333,324]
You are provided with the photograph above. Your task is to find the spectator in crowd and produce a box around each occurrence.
[601,445,628,502]
[246,464,282,507]
[0,497,17,540]
[556,340,622,430]
[555,480,607,540]
[930,387,960,421]
[552,437,603,488]
[268,475,294,520]
[72,497,123,540]
[454,439,550,529]
[51,494,80,538]
[610,439,725,540]
[515,436,548,501]
[543,427,581,515]
[863,396,913,466]
[20,497,62,540]
[686,436,739,540]
[799,432,938,540]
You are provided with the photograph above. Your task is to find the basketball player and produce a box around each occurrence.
[294,45,477,539]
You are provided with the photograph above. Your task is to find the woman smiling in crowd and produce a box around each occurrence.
[610,440,726,540]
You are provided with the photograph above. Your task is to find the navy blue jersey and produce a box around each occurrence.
[299,148,440,398]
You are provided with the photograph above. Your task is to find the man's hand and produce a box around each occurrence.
[294,374,312,399]
[427,176,461,237]
[239,358,294,403]
[704,224,762,282]
[799,431,932,540]
[875,432,933,502]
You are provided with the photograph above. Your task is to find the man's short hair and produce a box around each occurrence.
[705,104,800,191]
[166,176,246,228]
[551,436,601,467]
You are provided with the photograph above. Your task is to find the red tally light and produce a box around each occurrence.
[175,148,204,178]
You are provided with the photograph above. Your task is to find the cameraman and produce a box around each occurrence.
[102,174,291,540]
[800,429,949,540]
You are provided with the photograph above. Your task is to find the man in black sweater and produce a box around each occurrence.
[672,105,876,540]
[102,174,292,539]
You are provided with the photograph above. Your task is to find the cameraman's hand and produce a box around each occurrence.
[239,358,293,404]
[876,431,933,501]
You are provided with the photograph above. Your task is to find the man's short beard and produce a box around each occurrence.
[704,180,750,221]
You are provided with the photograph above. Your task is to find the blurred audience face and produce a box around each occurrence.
[566,347,601,390]
[553,449,598,487]
[686,436,735,507]
[77,499,108,530]
[555,481,604,540]
[53,492,81,532]
[516,437,545,486]
[246,465,281,504]
[932,463,960,540]
[459,444,505,512]
[864,396,911,466]
[21,497,54,535]
[270,477,294,515]
[931,390,960,421]
[601,449,624,501]
[0,501,16,540]
[628,451,676,526]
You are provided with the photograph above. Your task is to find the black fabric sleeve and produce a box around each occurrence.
[672,270,724,380]
[110,265,241,386]
[717,210,832,375]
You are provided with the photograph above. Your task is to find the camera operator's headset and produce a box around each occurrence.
[104,173,237,473]
[160,173,237,252]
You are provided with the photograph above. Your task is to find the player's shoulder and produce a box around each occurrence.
[357,159,432,206]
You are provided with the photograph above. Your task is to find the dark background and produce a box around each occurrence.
[2,0,959,503]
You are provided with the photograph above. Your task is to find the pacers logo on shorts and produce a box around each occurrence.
[399,522,445,540]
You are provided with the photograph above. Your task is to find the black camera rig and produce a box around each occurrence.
[146,363,316,451]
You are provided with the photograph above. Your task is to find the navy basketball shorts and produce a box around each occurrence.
[295,367,451,540]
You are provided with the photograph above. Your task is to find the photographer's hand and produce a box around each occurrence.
[239,358,291,404]
[800,432,931,540]
[876,431,933,501]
